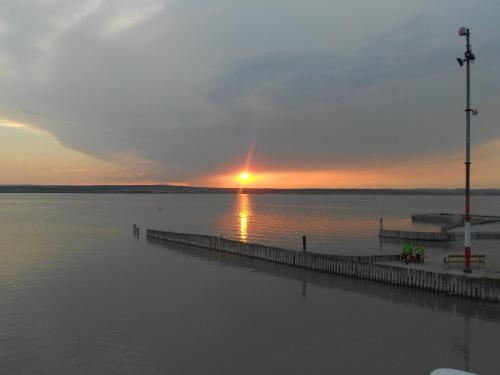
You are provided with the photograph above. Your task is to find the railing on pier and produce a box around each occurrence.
[379,229,450,241]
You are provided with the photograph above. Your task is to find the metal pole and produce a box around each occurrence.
[463,30,472,273]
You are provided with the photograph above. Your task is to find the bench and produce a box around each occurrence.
[443,254,485,269]
[399,253,425,263]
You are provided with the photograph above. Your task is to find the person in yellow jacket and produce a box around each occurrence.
[416,244,425,263]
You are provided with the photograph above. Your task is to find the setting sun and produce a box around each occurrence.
[239,172,250,183]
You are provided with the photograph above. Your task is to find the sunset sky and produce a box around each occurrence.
[0,0,499,188]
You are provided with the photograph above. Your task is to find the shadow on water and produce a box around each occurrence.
[147,238,500,324]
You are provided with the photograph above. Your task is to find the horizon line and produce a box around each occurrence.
[0,184,499,191]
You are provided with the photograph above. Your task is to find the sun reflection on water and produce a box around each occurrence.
[238,194,251,242]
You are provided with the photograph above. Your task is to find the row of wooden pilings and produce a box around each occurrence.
[378,217,450,241]
[146,229,500,302]
[378,219,500,241]
[379,229,450,241]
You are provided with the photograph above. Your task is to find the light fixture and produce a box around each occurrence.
[464,50,475,62]
[458,26,469,37]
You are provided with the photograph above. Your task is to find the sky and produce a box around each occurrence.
[0,0,499,188]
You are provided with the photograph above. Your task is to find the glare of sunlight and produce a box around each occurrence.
[238,194,251,242]
[239,171,251,183]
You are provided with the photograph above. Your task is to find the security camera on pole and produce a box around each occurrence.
[457,27,477,274]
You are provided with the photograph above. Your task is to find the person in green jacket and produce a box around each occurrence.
[416,244,425,263]
[400,243,414,264]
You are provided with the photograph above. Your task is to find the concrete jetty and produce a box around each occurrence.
[412,213,500,229]
[379,213,500,241]
[147,229,500,302]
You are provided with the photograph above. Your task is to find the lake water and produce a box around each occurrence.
[0,194,499,374]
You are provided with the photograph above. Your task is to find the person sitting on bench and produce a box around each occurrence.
[415,244,425,263]
[401,243,414,264]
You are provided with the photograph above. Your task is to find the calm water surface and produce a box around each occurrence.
[0,194,499,374]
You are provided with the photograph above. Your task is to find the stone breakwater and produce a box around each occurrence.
[146,229,500,302]
[379,229,500,241]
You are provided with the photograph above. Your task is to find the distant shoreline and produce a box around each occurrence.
[0,185,499,195]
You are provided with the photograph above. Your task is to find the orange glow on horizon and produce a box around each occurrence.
[193,137,500,189]
[194,139,500,189]
[2,114,500,189]
[215,169,386,189]
[203,163,480,189]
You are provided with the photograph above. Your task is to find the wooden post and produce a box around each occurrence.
[302,235,307,253]
[380,218,384,230]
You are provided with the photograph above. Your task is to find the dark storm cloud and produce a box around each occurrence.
[0,0,499,181]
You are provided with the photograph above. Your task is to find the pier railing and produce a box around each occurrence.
[379,229,450,241]
[147,229,500,302]
[379,229,500,241]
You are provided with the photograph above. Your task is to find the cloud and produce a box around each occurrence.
[0,0,499,186]
[100,0,173,38]
[0,118,46,134]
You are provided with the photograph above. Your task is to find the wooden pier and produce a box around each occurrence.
[379,229,500,241]
[147,229,500,302]
[411,213,500,229]
[379,229,450,241]
[379,213,500,241]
